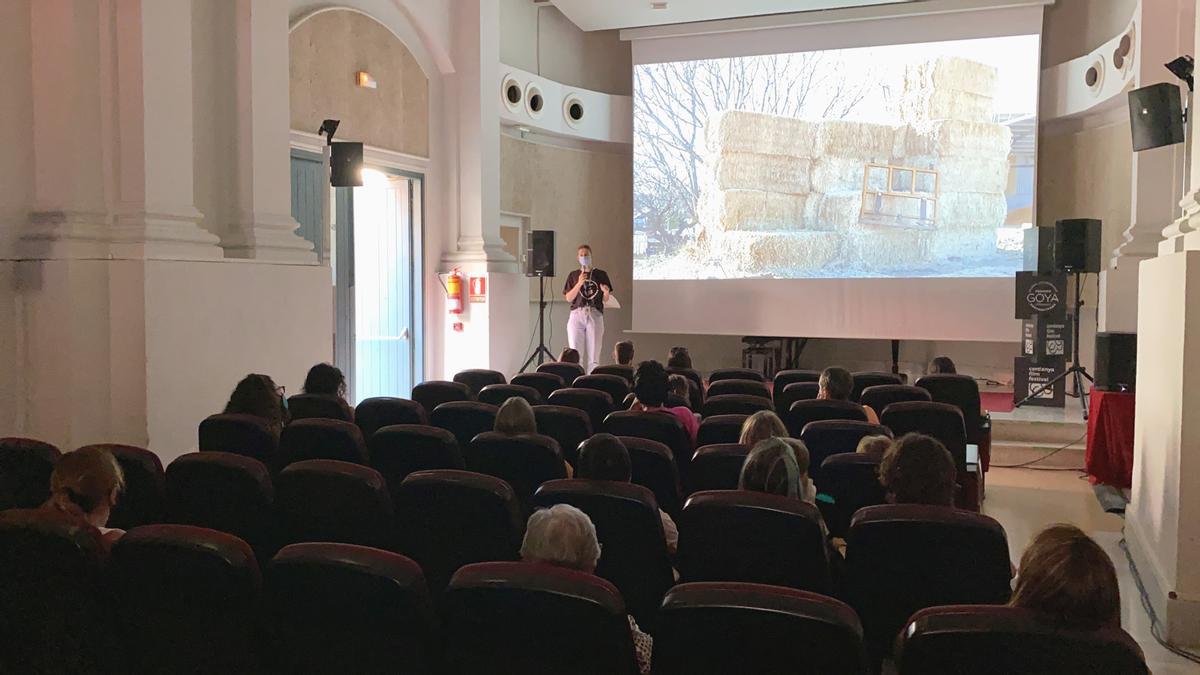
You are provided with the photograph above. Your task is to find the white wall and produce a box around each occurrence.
[499,0,632,95]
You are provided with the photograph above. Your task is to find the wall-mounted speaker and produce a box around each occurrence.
[1095,332,1137,392]
[525,230,555,277]
[1053,218,1101,273]
[330,142,364,187]
[1129,83,1184,152]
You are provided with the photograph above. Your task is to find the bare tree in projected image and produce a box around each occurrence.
[633,53,871,243]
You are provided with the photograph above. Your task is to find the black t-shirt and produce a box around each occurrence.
[564,269,612,313]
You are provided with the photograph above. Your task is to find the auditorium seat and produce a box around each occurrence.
[80,443,165,529]
[442,561,639,675]
[773,368,821,394]
[689,444,750,493]
[916,373,992,471]
[537,360,585,384]
[453,368,506,396]
[0,436,61,511]
[354,397,428,440]
[817,453,886,538]
[109,524,261,673]
[287,393,353,422]
[0,509,110,673]
[860,384,931,414]
[199,413,278,466]
[850,371,904,402]
[879,401,968,475]
[263,543,436,674]
[653,582,867,675]
[368,424,464,498]
[477,383,542,407]
[533,405,592,466]
[592,364,634,382]
[706,378,770,399]
[411,380,473,414]
[845,504,1012,661]
[785,399,868,437]
[165,452,277,556]
[603,410,694,484]
[274,460,395,550]
[799,420,892,484]
[548,387,614,431]
[466,432,566,510]
[278,418,368,470]
[393,470,523,596]
[677,490,831,594]
[701,393,773,417]
[709,367,765,383]
[574,373,631,405]
[775,381,821,413]
[511,371,566,401]
[618,435,683,518]
[696,414,748,448]
[533,479,675,630]
[429,400,499,449]
[895,605,1148,675]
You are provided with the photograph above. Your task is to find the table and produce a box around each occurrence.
[1086,390,1136,489]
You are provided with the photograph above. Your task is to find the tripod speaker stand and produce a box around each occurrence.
[1014,270,1095,418]
[520,275,555,372]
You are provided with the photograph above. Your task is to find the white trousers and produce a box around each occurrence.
[567,307,605,374]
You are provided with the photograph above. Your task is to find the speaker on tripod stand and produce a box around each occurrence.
[521,231,556,371]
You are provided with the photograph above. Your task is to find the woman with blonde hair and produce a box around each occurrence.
[1010,524,1121,630]
[494,396,572,476]
[42,446,126,550]
[738,410,788,447]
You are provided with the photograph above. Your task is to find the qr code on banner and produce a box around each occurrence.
[1028,382,1053,398]
[1047,340,1065,356]
[1024,339,1034,354]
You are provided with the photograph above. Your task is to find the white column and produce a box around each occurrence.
[222,0,316,262]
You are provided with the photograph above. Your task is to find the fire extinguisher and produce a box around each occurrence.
[446,268,465,315]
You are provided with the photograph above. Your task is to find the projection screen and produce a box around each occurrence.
[629,4,1044,341]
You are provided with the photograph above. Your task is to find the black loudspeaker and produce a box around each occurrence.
[1053,218,1102,273]
[330,142,364,187]
[1095,332,1137,392]
[1129,83,1185,152]
[525,230,555,277]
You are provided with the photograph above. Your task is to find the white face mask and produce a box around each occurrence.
[579,255,592,268]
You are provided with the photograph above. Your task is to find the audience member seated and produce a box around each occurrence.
[738,410,788,447]
[667,374,691,407]
[519,504,653,675]
[299,362,354,420]
[40,446,126,552]
[880,433,956,506]
[739,437,817,508]
[576,434,678,554]
[667,346,693,370]
[819,367,879,424]
[1011,524,1120,630]
[614,340,635,366]
[928,355,957,375]
[560,347,581,364]
[0,437,62,510]
[223,373,288,438]
[630,360,699,446]
[856,434,892,459]
[496,397,572,477]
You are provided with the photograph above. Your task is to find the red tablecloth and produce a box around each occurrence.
[1086,390,1135,488]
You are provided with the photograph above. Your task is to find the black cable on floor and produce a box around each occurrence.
[1119,536,1200,664]
[991,432,1087,470]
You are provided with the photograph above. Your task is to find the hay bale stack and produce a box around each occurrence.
[901,57,998,123]
[935,193,1008,229]
[805,193,863,233]
[817,121,898,160]
[903,156,1010,194]
[718,231,842,273]
[903,120,1012,158]
[712,153,811,194]
[705,110,819,158]
[701,189,809,231]
[845,227,933,269]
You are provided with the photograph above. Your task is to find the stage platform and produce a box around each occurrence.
[987,395,1088,466]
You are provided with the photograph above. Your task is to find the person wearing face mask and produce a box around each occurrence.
[563,244,612,374]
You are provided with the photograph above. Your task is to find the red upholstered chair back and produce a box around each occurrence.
[689,443,751,493]
[845,504,1012,661]
[278,418,368,471]
[274,460,395,550]
[263,543,435,674]
[533,479,674,630]
[453,368,507,396]
[548,387,614,431]
[710,367,765,383]
[477,383,542,407]
[0,509,109,673]
[511,371,566,401]
[287,393,353,422]
[603,410,694,484]
[536,360,585,384]
[861,384,931,414]
[895,605,1148,675]
[80,443,165,529]
[653,582,867,675]
[199,413,278,466]
[109,524,261,673]
[393,470,524,596]
[354,396,428,440]
[696,414,748,449]
[442,561,639,675]
[677,490,831,594]
[165,452,277,555]
[574,373,631,405]
[592,364,634,383]
[411,380,472,415]
[776,381,821,413]
[429,400,498,449]
[916,374,986,443]
[818,453,887,538]
[368,424,464,500]
[701,394,773,417]
[880,401,968,475]
[850,371,904,402]
[785,399,868,437]
[466,432,566,510]
[799,420,892,485]
[533,405,592,466]
[707,378,770,399]
[773,368,821,393]
[0,437,61,511]
[618,436,682,518]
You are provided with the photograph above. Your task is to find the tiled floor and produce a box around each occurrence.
[983,467,1200,673]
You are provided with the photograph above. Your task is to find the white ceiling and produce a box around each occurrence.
[547,0,916,32]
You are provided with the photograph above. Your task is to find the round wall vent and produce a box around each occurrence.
[1085,56,1105,94]
[502,74,522,112]
[525,83,544,118]
[563,94,585,128]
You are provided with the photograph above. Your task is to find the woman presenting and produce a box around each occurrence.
[563,244,611,374]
